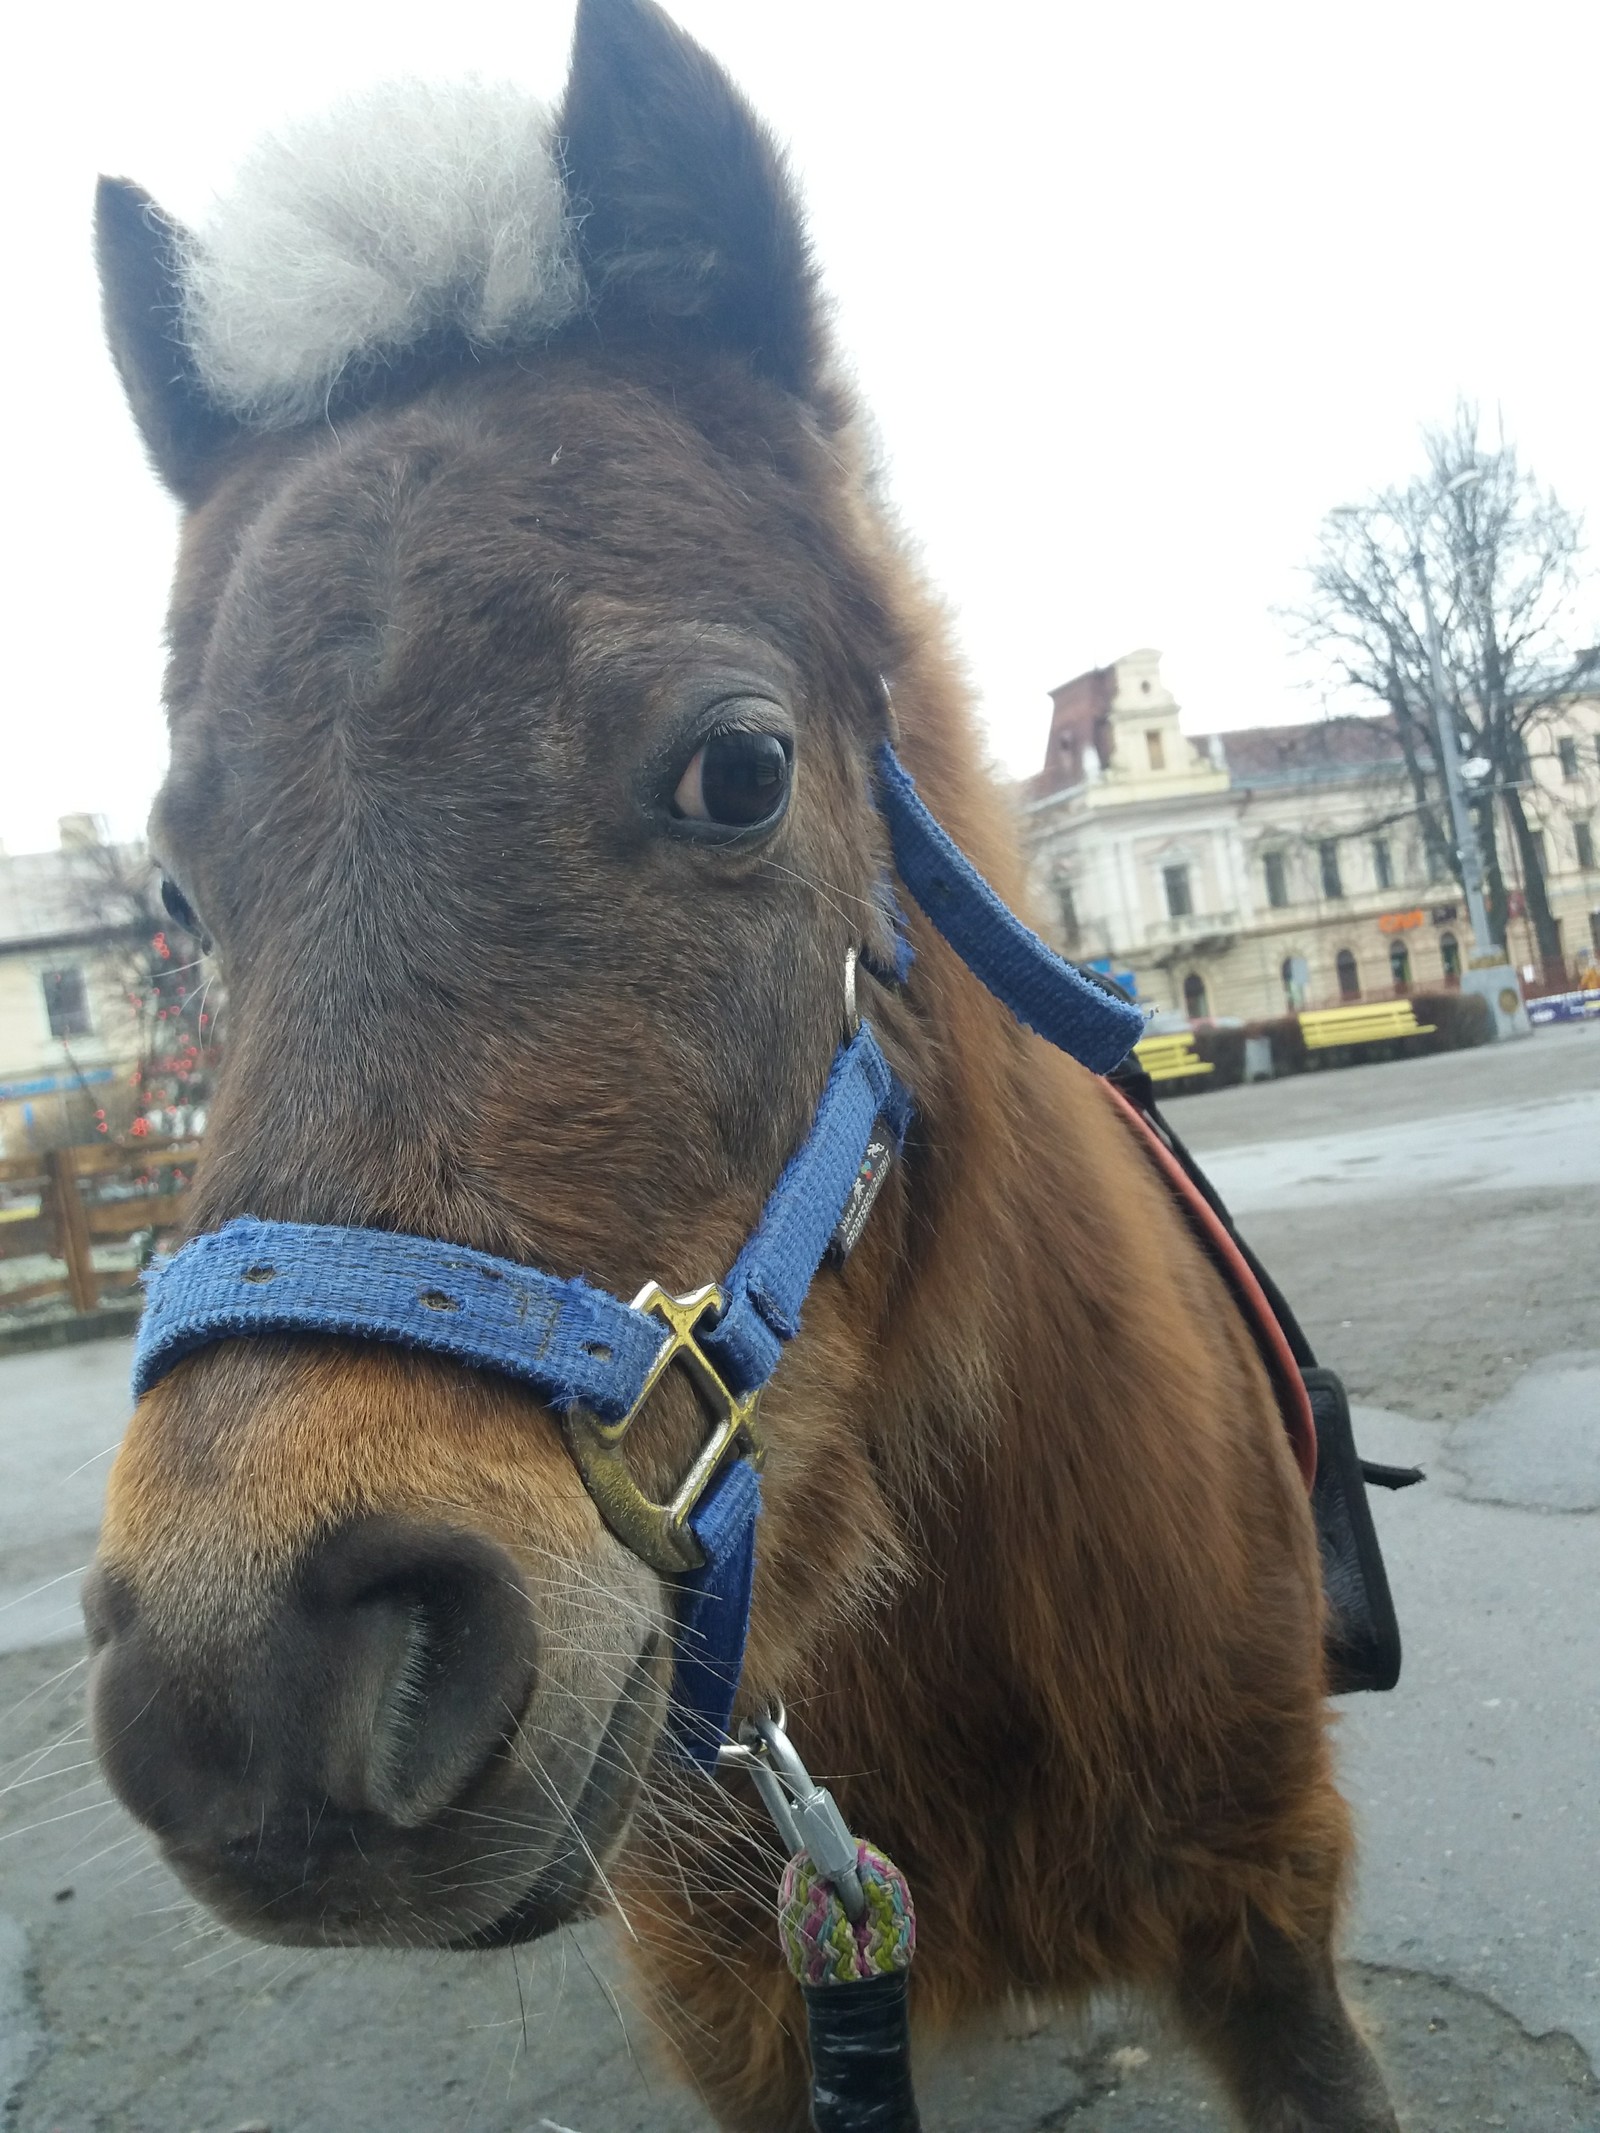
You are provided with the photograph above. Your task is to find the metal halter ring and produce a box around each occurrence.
[843,945,861,1038]
[561,1282,765,1577]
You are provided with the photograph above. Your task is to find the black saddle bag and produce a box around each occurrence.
[1303,1363,1412,1693]
[1110,1061,1420,1694]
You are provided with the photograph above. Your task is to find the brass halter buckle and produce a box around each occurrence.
[562,1282,766,1577]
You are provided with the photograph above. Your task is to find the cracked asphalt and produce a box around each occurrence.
[1,1022,1596,2132]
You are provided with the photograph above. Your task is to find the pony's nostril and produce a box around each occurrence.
[305,1519,539,1828]
[88,1519,546,1891]
[81,1562,137,1652]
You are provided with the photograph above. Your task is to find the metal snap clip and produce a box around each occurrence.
[718,1704,865,1920]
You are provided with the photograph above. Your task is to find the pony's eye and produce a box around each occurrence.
[671,726,792,832]
[160,877,202,937]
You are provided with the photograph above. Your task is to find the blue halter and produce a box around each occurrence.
[131,741,1142,1766]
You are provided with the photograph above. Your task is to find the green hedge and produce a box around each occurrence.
[1412,990,1493,1049]
[1242,1015,1309,1077]
[1188,1024,1246,1087]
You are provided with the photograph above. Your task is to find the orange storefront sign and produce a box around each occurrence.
[1377,910,1425,934]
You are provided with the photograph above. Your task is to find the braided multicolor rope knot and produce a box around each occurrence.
[779,1840,916,1988]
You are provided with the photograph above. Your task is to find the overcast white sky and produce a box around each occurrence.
[4,0,1596,855]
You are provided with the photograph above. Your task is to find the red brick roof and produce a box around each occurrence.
[1027,664,1116,800]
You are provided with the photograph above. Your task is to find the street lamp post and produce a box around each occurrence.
[1411,535,1496,955]
[1409,468,1530,1037]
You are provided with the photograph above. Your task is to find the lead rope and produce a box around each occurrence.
[719,1710,922,2132]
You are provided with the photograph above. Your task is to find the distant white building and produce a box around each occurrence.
[0,820,149,1153]
[1020,649,1600,1021]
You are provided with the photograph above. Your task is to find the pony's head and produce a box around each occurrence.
[85,0,991,1949]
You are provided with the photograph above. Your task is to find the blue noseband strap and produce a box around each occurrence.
[130,745,1140,1768]
[130,1219,671,1417]
[132,1023,906,1419]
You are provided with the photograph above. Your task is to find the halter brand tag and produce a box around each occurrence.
[829,1119,895,1264]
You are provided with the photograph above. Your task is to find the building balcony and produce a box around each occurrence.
[1143,909,1240,951]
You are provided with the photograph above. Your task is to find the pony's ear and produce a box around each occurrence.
[559,0,823,398]
[96,177,240,500]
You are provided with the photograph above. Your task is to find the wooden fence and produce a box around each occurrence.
[0,1139,201,1319]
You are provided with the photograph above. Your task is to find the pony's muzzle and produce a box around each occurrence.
[84,1518,548,1932]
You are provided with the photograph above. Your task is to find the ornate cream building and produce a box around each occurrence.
[1020,649,1600,1021]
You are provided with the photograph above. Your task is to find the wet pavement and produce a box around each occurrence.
[1194,1087,1600,1211]
[1,1023,1596,2131]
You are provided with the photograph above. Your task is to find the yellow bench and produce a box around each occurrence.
[1299,1002,1436,1050]
[1134,1032,1214,1081]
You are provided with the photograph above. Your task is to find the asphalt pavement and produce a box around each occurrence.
[1,1022,1596,2132]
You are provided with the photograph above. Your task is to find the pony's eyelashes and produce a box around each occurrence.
[667,709,794,843]
[159,874,211,949]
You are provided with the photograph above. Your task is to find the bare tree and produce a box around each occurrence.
[1289,405,1598,976]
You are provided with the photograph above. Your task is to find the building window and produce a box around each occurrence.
[1263,851,1288,908]
[1319,840,1344,899]
[1531,829,1549,876]
[1281,954,1309,1009]
[1183,971,1209,1020]
[42,967,92,1039]
[1389,940,1411,992]
[1576,820,1596,872]
[1372,837,1393,890]
[1335,948,1361,1000]
[1440,932,1461,983]
[1163,863,1193,919]
[1558,735,1579,780]
[1146,729,1166,772]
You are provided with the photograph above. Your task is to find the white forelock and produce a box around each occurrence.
[179,80,585,429]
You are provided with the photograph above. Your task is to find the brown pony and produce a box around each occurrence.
[87,3,1398,2126]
